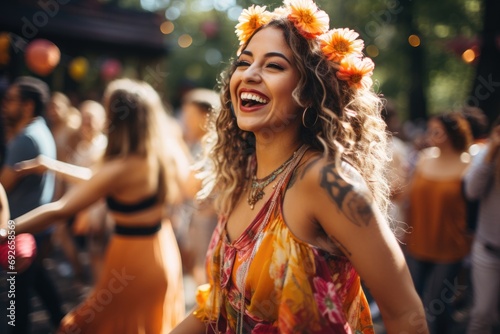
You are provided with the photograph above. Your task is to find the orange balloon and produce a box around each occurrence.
[25,39,60,76]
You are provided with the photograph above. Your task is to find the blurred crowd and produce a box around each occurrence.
[0,75,499,334]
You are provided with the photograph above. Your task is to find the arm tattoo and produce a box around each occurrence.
[320,162,374,227]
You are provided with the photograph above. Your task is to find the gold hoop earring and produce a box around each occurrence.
[302,107,318,129]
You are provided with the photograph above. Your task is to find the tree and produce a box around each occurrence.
[468,0,500,125]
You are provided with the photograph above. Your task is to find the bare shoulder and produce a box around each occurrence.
[290,152,375,228]
[289,151,368,194]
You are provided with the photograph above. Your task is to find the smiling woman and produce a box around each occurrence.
[171,0,428,333]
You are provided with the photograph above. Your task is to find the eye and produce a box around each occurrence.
[235,60,251,67]
[267,63,284,70]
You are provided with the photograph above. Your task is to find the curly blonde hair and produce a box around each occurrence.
[200,18,391,221]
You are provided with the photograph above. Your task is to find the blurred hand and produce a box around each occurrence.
[14,155,49,176]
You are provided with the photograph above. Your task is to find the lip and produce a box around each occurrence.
[237,88,269,113]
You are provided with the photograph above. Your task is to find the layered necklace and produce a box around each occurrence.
[247,146,302,210]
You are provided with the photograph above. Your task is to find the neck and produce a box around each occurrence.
[254,136,303,179]
[11,117,35,138]
[436,143,461,159]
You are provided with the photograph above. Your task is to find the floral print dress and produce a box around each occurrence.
[194,150,374,334]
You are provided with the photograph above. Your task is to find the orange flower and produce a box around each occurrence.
[336,56,374,89]
[235,5,272,45]
[286,0,329,39]
[272,6,291,18]
[319,28,365,63]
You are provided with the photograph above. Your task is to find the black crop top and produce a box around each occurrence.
[106,193,160,213]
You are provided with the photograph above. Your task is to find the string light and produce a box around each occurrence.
[408,34,421,47]
[178,34,193,48]
[462,49,476,63]
[160,21,174,34]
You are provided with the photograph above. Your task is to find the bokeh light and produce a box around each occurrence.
[165,6,181,20]
[227,6,243,20]
[160,21,174,34]
[366,45,379,58]
[214,0,235,11]
[434,25,450,38]
[462,49,476,63]
[178,34,193,48]
[408,34,421,47]
[186,63,203,80]
[205,48,222,65]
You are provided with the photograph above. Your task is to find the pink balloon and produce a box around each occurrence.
[100,58,122,81]
[25,39,60,76]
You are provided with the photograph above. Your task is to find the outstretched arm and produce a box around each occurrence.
[11,160,122,236]
[15,155,93,184]
[304,160,428,334]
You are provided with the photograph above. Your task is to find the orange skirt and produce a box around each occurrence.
[58,222,184,333]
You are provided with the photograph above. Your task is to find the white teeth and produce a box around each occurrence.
[240,92,268,104]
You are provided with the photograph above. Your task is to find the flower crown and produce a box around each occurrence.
[235,0,374,90]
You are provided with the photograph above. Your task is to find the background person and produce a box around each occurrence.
[404,111,473,334]
[464,115,500,334]
[177,88,220,291]
[0,76,64,334]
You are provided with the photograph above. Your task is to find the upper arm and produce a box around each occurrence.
[0,167,19,193]
[1,136,39,192]
[304,160,420,319]
[463,148,493,200]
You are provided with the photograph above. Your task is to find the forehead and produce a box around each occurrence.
[244,26,292,57]
[428,118,444,128]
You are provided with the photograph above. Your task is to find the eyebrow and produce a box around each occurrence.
[240,50,292,65]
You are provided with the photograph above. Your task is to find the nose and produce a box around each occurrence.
[241,63,262,83]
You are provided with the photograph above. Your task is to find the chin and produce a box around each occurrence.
[235,117,258,132]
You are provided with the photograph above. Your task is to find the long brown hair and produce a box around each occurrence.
[102,79,189,205]
[200,19,390,220]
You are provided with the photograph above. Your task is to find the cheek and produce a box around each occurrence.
[184,114,198,131]
[275,72,299,101]
[276,83,300,109]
